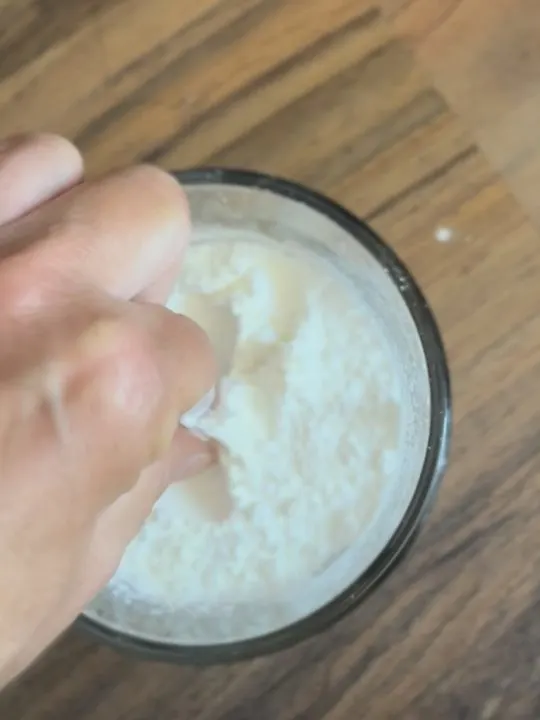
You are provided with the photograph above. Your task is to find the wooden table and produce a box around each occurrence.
[1,1,540,718]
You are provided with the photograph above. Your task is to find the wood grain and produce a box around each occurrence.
[381,0,540,231]
[1,1,540,718]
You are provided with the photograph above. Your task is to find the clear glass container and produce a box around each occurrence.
[79,168,451,663]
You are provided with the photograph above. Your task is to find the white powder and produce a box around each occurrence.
[109,234,403,608]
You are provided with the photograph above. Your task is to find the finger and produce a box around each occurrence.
[55,300,217,511]
[0,134,83,226]
[119,302,218,434]
[79,428,215,598]
[0,165,189,300]
[0,296,216,527]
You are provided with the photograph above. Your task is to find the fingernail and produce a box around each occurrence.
[179,386,216,436]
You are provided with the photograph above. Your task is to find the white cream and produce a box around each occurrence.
[109,234,403,607]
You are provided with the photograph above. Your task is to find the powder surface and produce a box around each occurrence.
[110,234,403,606]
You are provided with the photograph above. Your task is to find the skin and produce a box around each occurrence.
[0,134,217,687]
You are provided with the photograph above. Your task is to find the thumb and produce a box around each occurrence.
[82,427,216,593]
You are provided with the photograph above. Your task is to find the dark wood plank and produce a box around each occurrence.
[1,2,540,719]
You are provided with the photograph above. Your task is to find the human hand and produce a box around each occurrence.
[0,134,216,686]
